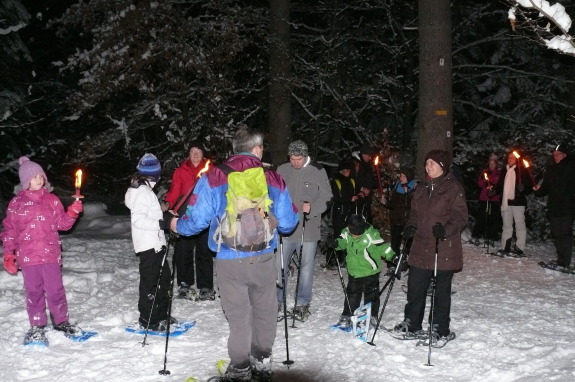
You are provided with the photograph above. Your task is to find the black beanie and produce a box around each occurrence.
[400,167,415,181]
[555,143,571,156]
[188,140,206,154]
[338,160,353,172]
[424,150,451,171]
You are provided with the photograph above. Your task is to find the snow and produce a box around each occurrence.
[1,202,575,381]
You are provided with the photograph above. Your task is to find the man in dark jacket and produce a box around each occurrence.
[394,150,468,344]
[534,143,575,268]
[351,143,377,224]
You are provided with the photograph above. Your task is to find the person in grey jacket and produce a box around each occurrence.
[277,140,333,321]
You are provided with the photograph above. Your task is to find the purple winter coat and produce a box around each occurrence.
[1,188,77,267]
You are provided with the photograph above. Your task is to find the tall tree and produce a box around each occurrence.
[268,0,291,165]
[416,0,453,178]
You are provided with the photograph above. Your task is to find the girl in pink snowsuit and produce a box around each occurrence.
[1,157,83,344]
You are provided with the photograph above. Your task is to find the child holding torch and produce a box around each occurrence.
[1,157,84,345]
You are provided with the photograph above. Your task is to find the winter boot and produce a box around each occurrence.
[198,288,216,301]
[177,283,197,300]
[207,364,251,382]
[337,315,352,328]
[293,305,311,322]
[24,325,48,346]
[250,355,273,382]
[53,321,82,337]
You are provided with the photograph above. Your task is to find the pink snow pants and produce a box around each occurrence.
[21,263,69,327]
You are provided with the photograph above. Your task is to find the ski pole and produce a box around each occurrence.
[291,209,308,328]
[143,237,172,347]
[159,234,178,376]
[484,199,490,254]
[334,247,352,315]
[368,241,408,346]
[425,233,440,367]
[280,236,294,367]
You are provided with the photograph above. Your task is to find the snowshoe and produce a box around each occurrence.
[539,260,575,275]
[292,305,311,322]
[198,288,216,301]
[176,284,197,300]
[417,331,456,348]
[53,321,82,337]
[384,320,428,340]
[24,326,48,347]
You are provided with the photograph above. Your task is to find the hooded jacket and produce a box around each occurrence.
[336,225,395,278]
[164,158,209,210]
[406,172,468,271]
[125,184,167,253]
[1,188,77,266]
[175,154,299,260]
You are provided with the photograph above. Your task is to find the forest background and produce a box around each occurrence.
[2,0,575,240]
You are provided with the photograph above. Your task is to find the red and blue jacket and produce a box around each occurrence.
[175,153,299,260]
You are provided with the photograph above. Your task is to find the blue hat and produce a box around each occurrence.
[137,153,161,181]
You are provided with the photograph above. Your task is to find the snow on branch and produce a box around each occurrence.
[509,0,575,55]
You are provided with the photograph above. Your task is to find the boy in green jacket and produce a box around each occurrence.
[336,214,395,328]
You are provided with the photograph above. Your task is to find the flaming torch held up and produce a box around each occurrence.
[72,169,84,201]
[512,151,522,183]
[374,155,383,197]
[522,159,536,185]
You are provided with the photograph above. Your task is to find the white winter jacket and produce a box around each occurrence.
[124,185,167,253]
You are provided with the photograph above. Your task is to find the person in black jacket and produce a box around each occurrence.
[534,143,575,268]
[351,143,377,224]
[495,151,535,256]
[388,167,417,256]
[328,160,359,268]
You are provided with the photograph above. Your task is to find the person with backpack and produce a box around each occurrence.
[169,125,298,382]
[276,140,333,322]
[327,160,359,269]
[163,140,215,301]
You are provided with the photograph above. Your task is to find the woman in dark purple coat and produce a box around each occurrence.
[393,150,468,344]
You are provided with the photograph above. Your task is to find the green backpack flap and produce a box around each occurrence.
[215,164,278,252]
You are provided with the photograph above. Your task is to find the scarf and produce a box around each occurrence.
[501,164,516,211]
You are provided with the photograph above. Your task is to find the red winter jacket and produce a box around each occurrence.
[164,158,209,209]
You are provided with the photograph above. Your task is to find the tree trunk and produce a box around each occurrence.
[268,0,291,166]
[416,0,453,179]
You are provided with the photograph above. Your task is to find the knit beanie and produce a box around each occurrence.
[288,140,309,157]
[555,142,571,156]
[348,214,367,236]
[188,140,206,154]
[424,150,451,172]
[338,160,353,172]
[18,156,48,190]
[359,142,376,156]
[137,153,161,181]
[400,167,415,181]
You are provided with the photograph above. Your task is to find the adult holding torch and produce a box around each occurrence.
[495,150,535,256]
[163,141,215,301]
[533,143,575,269]
[470,156,501,247]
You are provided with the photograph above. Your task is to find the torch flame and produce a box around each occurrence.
[522,159,530,168]
[512,151,521,159]
[374,156,379,166]
[75,170,83,188]
[198,160,211,177]
[483,172,489,181]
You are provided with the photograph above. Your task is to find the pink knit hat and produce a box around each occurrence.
[18,156,48,190]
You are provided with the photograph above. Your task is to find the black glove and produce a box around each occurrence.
[432,222,446,240]
[402,225,416,239]
[391,254,400,265]
[160,211,175,231]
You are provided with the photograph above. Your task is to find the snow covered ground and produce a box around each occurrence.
[1,202,574,382]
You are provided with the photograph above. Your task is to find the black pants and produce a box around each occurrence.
[472,201,501,241]
[404,266,454,337]
[138,246,171,326]
[342,273,380,317]
[550,215,574,266]
[174,229,214,289]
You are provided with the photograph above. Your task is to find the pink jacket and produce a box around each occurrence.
[1,188,77,267]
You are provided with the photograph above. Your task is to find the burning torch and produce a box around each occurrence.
[373,155,384,198]
[72,169,84,201]
[522,159,536,185]
[512,151,522,183]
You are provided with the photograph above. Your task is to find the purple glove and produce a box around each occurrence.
[3,252,18,275]
[67,200,83,218]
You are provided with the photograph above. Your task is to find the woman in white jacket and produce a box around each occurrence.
[124,153,173,331]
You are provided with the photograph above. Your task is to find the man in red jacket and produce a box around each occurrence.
[164,140,215,301]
